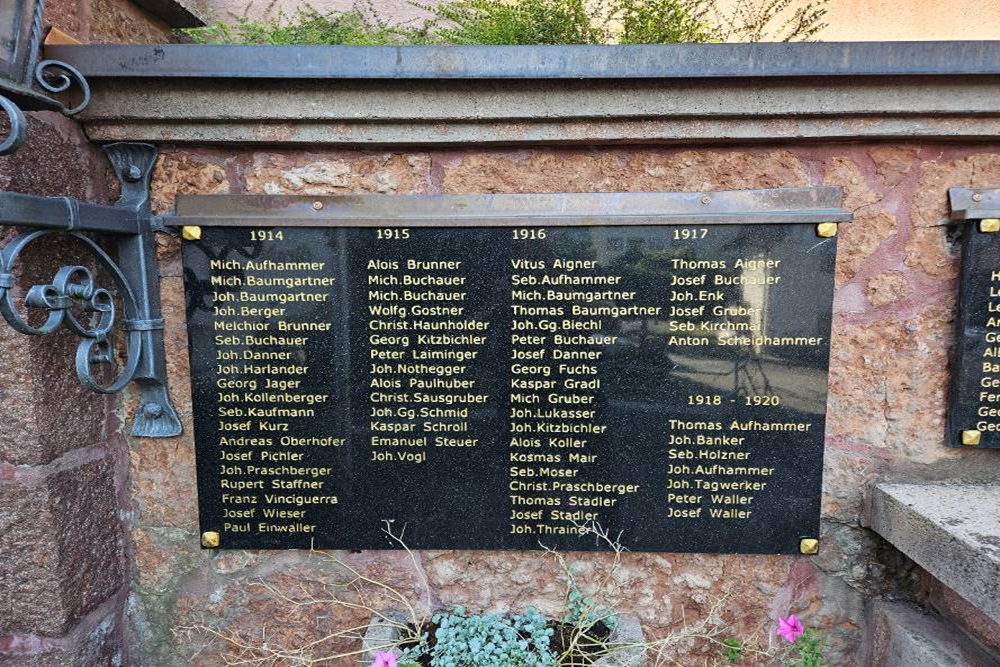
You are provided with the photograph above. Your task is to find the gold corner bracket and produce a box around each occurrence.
[201,531,221,548]
[799,538,820,555]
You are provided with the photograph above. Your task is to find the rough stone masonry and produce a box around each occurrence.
[121,143,1000,666]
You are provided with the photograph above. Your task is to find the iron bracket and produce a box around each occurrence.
[0,142,181,438]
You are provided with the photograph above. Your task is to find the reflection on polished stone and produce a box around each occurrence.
[183,222,837,553]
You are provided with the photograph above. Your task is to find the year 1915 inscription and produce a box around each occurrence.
[183,216,837,553]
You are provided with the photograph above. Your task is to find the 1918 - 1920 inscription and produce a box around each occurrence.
[181,193,840,554]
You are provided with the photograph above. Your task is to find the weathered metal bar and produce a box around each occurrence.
[168,189,851,228]
[0,191,139,234]
[104,143,182,438]
[47,42,1000,80]
[50,44,1000,145]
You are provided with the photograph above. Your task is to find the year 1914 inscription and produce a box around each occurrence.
[182,195,839,554]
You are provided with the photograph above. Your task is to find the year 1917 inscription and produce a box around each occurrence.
[183,220,837,553]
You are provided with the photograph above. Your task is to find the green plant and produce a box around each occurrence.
[561,584,617,632]
[721,637,745,663]
[785,628,827,667]
[711,0,828,42]
[429,605,556,666]
[418,0,609,44]
[614,0,714,44]
[184,0,829,46]
[184,2,429,45]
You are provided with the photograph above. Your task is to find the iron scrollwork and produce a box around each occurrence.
[0,143,182,438]
[0,96,27,155]
[0,231,143,393]
[34,59,92,117]
[0,0,92,155]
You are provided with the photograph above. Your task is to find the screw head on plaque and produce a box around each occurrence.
[961,430,982,446]
[181,225,203,241]
[799,538,820,555]
[816,223,838,238]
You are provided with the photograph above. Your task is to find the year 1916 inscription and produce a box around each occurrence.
[183,220,837,553]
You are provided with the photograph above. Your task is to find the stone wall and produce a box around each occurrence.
[0,114,130,665]
[130,143,1000,666]
[0,2,177,666]
[47,0,174,43]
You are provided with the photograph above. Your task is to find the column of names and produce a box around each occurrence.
[209,255,342,538]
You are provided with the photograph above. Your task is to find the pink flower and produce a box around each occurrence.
[370,652,397,667]
[777,614,804,642]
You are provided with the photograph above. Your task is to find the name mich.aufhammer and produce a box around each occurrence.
[209,259,328,271]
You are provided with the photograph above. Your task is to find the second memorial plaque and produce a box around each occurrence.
[181,192,842,554]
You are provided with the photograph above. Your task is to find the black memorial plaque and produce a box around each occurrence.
[948,219,1000,448]
[181,193,841,553]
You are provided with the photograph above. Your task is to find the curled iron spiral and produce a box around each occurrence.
[34,59,91,116]
[0,95,28,155]
[0,231,141,393]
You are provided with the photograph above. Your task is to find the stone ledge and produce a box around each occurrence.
[868,601,998,667]
[43,43,1000,146]
[871,483,1000,627]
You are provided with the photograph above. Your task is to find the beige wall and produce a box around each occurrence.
[773,0,1000,41]
[203,0,432,25]
[201,0,1000,41]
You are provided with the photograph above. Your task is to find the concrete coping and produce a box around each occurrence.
[43,42,1000,145]
[871,483,1000,627]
